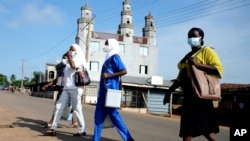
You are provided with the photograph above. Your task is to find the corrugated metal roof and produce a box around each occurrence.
[121,76,172,87]
[221,83,250,94]
[221,83,250,89]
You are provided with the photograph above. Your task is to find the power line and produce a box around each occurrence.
[155,0,235,24]
[26,0,250,61]
[27,30,76,61]
[157,2,250,28]
[133,0,250,34]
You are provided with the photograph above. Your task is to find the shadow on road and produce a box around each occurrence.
[12,117,119,141]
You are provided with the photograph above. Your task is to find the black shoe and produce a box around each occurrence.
[45,129,56,136]
[73,132,86,136]
[127,138,135,141]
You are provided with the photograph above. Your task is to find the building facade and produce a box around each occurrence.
[43,0,172,116]
[76,0,158,82]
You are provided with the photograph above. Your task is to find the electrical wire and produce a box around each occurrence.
[27,0,250,60]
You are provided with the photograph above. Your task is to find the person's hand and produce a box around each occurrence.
[163,92,171,105]
[67,50,72,57]
[102,73,109,79]
[188,57,197,66]
[42,85,48,91]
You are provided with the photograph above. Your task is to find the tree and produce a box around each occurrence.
[13,80,21,88]
[24,77,30,85]
[0,74,9,85]
[30,71,44,84]
[10,74,16,84]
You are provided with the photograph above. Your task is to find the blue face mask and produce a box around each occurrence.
[187,37,201,47]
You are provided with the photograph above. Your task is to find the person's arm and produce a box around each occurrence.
[163,80,180,105]
[102,69,127,79]
[77,66,85,78]
[42,81,54,91]
[188,57,220,75]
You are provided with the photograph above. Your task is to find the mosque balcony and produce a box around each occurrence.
[77,18,94,24]
[121,11,132,16]
[119,24,134,29]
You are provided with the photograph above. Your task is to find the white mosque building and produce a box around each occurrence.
[45,0,172,115]
[76,0,158,81]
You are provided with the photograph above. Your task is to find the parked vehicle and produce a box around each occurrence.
[2,85,9,90]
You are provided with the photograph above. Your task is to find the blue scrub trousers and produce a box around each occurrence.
[93,95,132,141]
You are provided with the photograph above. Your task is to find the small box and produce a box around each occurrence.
[105,89,122,108]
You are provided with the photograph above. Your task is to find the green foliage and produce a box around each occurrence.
[0,71,45,87]
[0,74,9,85]
[30,71,44,84]
[12,80,21,88]
[10,74,16,83]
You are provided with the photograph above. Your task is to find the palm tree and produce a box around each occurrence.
[10,74,16,84]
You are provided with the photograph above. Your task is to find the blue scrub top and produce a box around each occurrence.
[98,54,126,96]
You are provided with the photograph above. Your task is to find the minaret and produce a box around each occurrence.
[76,2,94,51]
[117,0,134,42]
[143,12,156,45]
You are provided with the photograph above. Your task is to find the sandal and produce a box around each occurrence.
[67,123,78,128]
[41,123,52,128]
[45,129,56,136]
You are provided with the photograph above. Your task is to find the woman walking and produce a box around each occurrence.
[163,27,223,141]
[92,38,134,141]
[46,44,87,136]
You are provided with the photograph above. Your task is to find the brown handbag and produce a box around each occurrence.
[191,65,221,100]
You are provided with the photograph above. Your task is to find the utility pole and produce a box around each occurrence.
[82,14,96,104]
[20,59,24,94]
[85,14,96,62]
[85,22,91,62]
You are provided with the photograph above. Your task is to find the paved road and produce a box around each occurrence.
[0,90,229,141]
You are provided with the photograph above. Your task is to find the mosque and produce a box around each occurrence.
[45,0,172,115]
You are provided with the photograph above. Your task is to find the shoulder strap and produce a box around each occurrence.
[180,48,202,64]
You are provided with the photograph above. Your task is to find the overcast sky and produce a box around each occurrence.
[0,0,249,84]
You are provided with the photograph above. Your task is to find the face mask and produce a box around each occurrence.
[102,46,111,53]
[61,59,68,65]
[71,51,76,58]
[187,37,201,47]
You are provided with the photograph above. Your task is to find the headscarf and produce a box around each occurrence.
[71,43,88,69]
[103,38,120,59]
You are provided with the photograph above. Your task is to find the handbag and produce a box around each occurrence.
[191,65,221,100]
[75,66,91,86]
[105,89,122,108]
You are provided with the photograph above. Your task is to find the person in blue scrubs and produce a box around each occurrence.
[92,38,134,141]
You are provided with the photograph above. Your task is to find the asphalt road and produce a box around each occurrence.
[0,90,229,141]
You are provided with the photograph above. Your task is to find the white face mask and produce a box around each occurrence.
[187,37,201,47]
[61,59,68,65]
[102,46,111,53]
[71,51,77,58]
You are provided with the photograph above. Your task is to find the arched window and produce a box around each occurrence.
[150,22,153,26]
[127,18,130,24]
[49,71,55,79]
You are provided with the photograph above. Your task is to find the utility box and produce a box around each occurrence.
[151,76,163,85]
